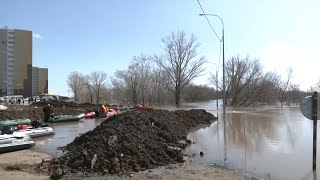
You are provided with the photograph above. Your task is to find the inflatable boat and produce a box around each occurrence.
[0,133,35,154]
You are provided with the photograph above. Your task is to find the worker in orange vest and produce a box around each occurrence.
[99,104,108,118]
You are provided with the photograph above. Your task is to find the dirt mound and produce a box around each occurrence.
[30,101,95,107]
[39,108,216,179]
[0,106,95,121]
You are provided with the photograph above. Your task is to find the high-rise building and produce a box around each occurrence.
[32,67,48,96]
[0,28,33,97]
[0,27,48,97]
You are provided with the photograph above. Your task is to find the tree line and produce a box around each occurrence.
[67,31,310,106]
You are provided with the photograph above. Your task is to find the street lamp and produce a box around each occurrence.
[207,62,219,117]
[199,13,226,115]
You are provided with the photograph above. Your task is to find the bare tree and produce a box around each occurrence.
[219,56,281,106]
[132,55,152,104]
[155,31,206,104]
[84,75,95,104]
[279,67,293,107]
[311,79,320,92]
[114,66,139,105]
[285,83,302,106]
[225,56,262,106]
[111,74,130,105]
[89,71,107,105]
[183,84,215,102]
[98,85,111,104]
[151,68,171,104]
[67,71,85,102]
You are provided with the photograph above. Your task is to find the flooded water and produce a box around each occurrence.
[32,118,106,157]
[30,100,318,180]
[184,101,317,180]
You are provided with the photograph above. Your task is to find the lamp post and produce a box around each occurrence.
[199,13,226,115]
[207,62,219,117]
[200,13,227,164]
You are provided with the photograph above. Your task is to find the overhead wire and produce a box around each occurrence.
[196,0,221,41]
[196,0,222,74]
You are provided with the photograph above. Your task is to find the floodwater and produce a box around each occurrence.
[32,118,106,157]
[184,101,317,180]
[31,100,318,180]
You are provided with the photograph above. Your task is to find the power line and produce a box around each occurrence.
[196,0,221,41]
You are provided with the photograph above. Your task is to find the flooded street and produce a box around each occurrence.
[31,100,318,180]
[184,101,316,180]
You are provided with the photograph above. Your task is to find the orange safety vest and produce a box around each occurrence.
[100,105,107,113]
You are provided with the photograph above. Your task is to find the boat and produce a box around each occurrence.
[48,113,85,123]
[107,109,117,117]
[0,105,8,110]
[0,119,31,127]
[13,127,55,138]
[0,133,35,154]
[85,112,95,118]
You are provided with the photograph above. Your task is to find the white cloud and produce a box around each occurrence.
[33,33,43,39]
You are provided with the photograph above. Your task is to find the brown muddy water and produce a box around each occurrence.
[31,100,316,180]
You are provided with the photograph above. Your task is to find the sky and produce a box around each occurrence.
[1,0,320,96]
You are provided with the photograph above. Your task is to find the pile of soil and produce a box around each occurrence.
[30,101,95,108]
[0,106,96,121]
[39,108,216,179]
[30,101,133,111]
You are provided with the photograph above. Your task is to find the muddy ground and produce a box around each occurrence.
[36,108,217,179]
[0,150,51,180]
[0,150,259,180]
[0,102,130,121]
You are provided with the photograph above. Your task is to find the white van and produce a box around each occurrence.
[38,93,59,102]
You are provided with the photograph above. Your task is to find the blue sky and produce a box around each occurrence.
[1,0,320,96]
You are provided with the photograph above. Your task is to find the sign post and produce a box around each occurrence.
[312,92,318,171]
[300,92,319,172]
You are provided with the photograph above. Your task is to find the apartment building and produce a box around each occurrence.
[0,28,33,97]
[0,27,48,97]
[32,67,48,96]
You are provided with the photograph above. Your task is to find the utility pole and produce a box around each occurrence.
[216,69,219,117]
[199,13,225,114]
[222,27,225,114]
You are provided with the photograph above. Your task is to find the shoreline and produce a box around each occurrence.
[0,150,260,180]
[0,106,262,179]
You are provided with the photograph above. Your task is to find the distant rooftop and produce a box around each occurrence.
[0,26,32,32]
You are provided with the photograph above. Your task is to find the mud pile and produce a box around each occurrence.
[30,101,132,111]
[31,101,95,107]
[0,106,94,121]
[41,108,216,178]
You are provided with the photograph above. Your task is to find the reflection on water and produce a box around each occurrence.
[32,118,106,157]
[184,101,318,180]
[32,100,319,180]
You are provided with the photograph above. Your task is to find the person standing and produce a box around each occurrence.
[43,104,54,122]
